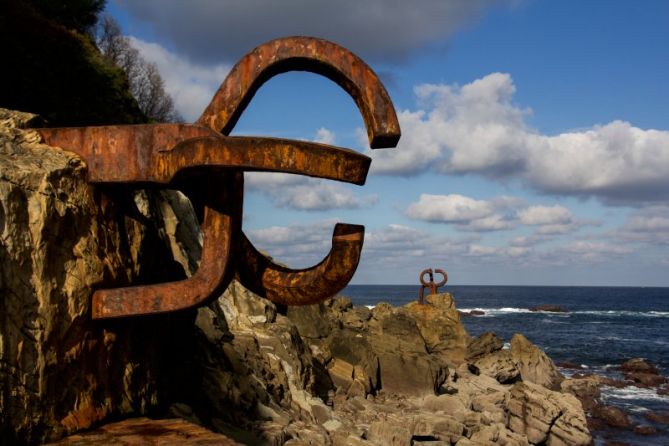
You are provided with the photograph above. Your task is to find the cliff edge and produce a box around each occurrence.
[0,110,591,445]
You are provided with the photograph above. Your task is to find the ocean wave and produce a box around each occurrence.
[602,385,669,403]
[573,310,669,317]
[459,307,532,316]
[457,307,669,318]
[365,305,375,310]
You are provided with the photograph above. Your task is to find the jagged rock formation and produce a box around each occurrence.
[0,109,187,444]
[0,110,592,445]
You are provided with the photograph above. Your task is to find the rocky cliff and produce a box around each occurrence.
[0,110,592,445]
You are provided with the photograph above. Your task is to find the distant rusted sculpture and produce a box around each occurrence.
[418,268,447,304]
[35,37,400,319]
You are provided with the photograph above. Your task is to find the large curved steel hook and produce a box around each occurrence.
[39,37,400,317]
[236,224,364,305]
[92,173,243,318]
[197,36,400,305]
[198,36,401,148]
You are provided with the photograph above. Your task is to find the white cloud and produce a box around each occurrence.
[559,241,632,263]
[246,220,339,268]
[314,127,336,145]
[244,128,377,211]
[271,182,377,211]
[370,73,669,204]
[128,36,230,121]
[406,194,494,222]
[405,193,597,237]
[246,173,376,211]
[113,0,515,64]
[612,205,669,245]
[517,205,573,225]
[405,193,516,232]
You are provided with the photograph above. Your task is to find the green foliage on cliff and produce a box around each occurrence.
[0,1,148,126]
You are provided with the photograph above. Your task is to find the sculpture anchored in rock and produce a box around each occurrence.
[418,268,448,304]
[35,36,400,319]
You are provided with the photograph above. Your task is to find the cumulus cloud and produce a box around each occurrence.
[370,73,669,204]
[268,181,377,211]
[516,205,585,235]
[404,193,593,235]
[559,241,632,263]
[127,37,230,121]
[246,172,376,211]
[612,205,669,245]
[246,220,340,268]
[314,127,336,145]
[244,128,376,211]
[517,205,573,225]
[406,194,495,222]
[246,218,639,282]
[405,193,515,231]
[248,220,474,270]
[113,0,514,64]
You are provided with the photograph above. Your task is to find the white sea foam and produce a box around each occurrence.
[459,307,532,317]
[601,385,669,403]
[365,305,375,310]
[456,307,669,318]
[574,310,669,317]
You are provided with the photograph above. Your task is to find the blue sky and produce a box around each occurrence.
[108,0,669,286]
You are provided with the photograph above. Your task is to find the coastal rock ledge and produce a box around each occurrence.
[0,110,591,445]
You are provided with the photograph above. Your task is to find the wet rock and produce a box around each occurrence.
[634,424,657,435]
[625,372,666,387]
[644,410,669,425]
[619,358,659,375]
[529,304,567,312]
[556,360,585,369]
[466,332,504,360]
[591,404,631,429]
[510,333,563,390]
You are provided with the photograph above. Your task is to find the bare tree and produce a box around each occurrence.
[95,15,181,122]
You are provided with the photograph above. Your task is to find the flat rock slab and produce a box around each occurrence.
[43,418,243,445]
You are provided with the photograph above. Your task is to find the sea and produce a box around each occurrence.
[342,285,669,446]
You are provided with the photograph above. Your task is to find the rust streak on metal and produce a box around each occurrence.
[236,224,364,305]
[197,36,401,148]
[418,268,447,305]
[92,173,243,318]
[32,36,401,318]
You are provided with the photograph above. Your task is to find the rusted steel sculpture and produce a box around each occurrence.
[418,268,448,304]
[35,37,400,319]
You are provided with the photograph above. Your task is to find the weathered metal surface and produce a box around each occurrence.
[34,36,401,318]
[418,268,448,304]
[236,223,364,305]
[198,36,400,148]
